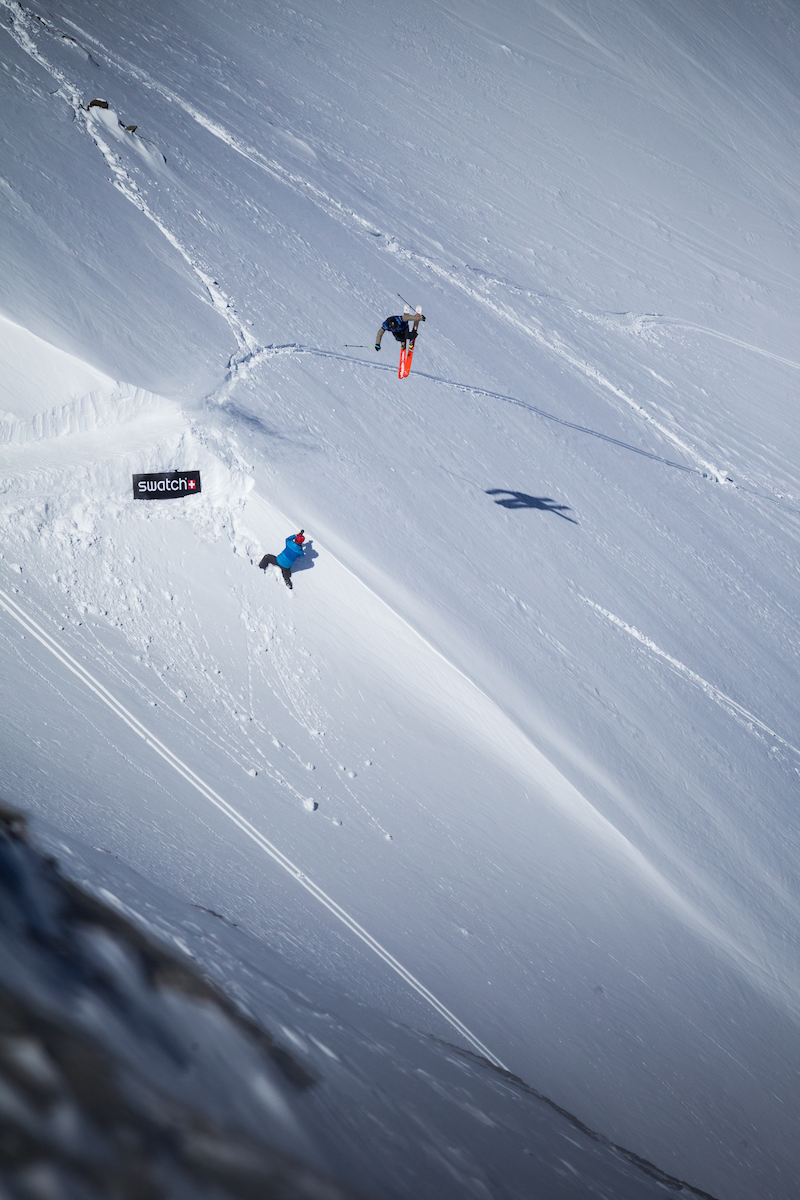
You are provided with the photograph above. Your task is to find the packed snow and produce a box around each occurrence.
[2,0,800,1196]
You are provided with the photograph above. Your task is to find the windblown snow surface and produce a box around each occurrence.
[2,1,800,1196]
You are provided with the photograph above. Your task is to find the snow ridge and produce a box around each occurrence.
[0,384,157,444]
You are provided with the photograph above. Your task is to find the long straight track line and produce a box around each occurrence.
[0,582,507,1071]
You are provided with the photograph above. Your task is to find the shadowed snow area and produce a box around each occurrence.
[0,802,721,1199]
[1,0,800,1196]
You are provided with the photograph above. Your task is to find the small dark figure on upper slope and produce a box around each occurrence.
[375,309,425,352]
[259,531,305,589]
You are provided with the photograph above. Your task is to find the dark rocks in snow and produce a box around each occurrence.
[0,802,367,1200]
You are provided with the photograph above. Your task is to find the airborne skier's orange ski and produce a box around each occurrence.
[400,341,414,377]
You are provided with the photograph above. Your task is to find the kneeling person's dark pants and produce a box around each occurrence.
[259,554,292,587]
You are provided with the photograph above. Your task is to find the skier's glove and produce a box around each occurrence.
[374,343,381,351]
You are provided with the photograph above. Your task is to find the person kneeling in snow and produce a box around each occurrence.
[259,531,305,589]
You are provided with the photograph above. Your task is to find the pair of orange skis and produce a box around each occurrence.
[398,304,424,378]
[398,342,414,378]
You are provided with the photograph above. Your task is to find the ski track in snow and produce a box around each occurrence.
[643,316,800,374]
[0,582,507,1070]
[582,596,800,764]
[275,346,705,475]
[211,345,800,515]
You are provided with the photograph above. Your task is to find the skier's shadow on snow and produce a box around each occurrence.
[224,403,287,440]
[293,541,318,572]
[486,489,578,523]
[222,401,316,451]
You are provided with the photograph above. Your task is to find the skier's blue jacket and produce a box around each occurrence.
[277,535,304,569]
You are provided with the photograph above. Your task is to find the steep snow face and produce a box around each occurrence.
[2,1,800,1197]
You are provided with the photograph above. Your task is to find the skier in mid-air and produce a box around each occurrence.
[374,310,425,352]
[259,531,305,589]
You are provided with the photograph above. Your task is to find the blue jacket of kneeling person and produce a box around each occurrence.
[277,534,305,569]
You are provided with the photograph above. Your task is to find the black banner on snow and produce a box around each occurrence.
[132,471,202,500]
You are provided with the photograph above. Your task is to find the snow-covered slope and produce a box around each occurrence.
[2,1,800,1196]
[1,801,722,1199]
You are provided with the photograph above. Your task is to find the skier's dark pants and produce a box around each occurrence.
[259,554,292,588]
[392,330,417,346]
